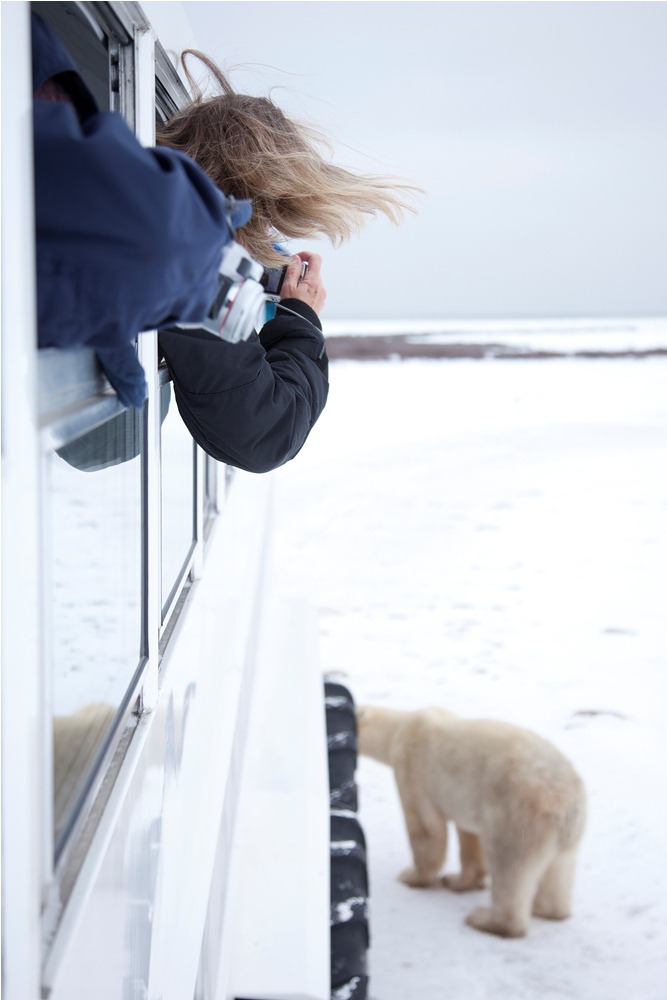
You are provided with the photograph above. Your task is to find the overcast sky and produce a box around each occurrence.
[148,1,667,321]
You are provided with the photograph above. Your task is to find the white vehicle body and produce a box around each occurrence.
[1,4,330,998]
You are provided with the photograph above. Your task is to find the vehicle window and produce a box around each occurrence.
[49,408,143,857]
[35,3,216,865]
[32,0,143,860]
[159,382,197,620]
[31,2,112,111]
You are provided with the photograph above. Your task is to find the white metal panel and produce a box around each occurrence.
[1,4,46,998]
[227,600,330,1000]
[44,472,273,1000]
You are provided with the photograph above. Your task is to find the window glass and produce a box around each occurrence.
[160,383,196,618]
[31,2,112,111]
[49,409,143,855]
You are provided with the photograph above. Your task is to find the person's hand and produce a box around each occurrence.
[280,252,327,316]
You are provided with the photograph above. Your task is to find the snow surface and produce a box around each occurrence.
[272,345,667,1000]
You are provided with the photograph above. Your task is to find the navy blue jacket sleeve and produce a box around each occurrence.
[34,101,232,351]
[157,300,329,473]
[31,12,239,408]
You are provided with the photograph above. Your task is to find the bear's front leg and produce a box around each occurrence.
[398,864,438,887]
[394,763,448,887]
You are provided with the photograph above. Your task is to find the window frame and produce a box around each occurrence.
[33,0,224,931]
[34,2,151,906]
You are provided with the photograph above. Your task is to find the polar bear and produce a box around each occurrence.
[356,704,586,938]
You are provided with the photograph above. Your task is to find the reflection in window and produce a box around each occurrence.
[160,383,196,618]
[49,409,143,856]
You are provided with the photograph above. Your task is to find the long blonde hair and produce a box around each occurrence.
[156,51,420,266]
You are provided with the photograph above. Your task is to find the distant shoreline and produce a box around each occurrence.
[325,334,667,362]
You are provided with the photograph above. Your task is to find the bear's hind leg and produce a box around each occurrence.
[442,828,488,892]
[532,848,578,920]
[466,841,552,938]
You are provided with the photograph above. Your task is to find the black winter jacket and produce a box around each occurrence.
[158,301,328,473]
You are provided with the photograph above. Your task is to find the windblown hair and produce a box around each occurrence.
[156,51,419,267]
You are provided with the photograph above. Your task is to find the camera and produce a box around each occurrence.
[261,263,288,299]
[167,243,296,344]
[203,240,267,343]
[170,240,277,344]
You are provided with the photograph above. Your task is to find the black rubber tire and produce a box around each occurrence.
[325,682,369,1000]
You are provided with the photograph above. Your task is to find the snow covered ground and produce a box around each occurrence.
[272,344,667,1000]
